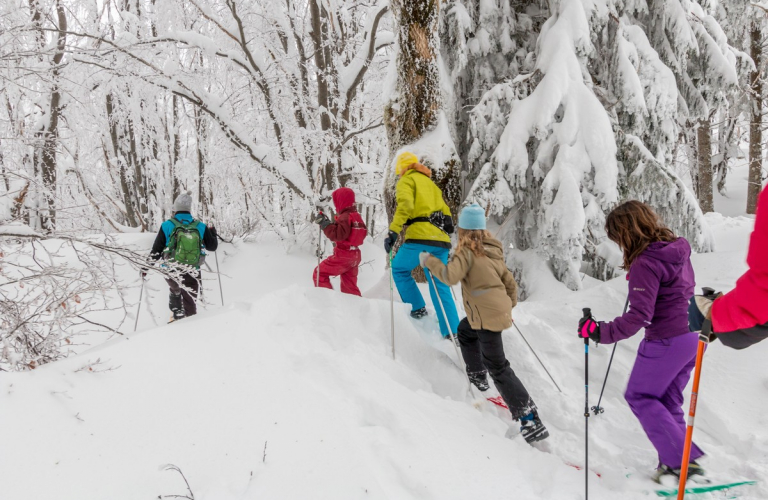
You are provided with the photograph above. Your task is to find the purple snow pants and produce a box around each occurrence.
[624,332,704,469]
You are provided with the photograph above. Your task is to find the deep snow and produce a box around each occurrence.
[1,190,767,499]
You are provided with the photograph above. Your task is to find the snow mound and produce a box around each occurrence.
[0,286,592,500]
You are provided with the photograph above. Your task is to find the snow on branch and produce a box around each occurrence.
[0,227,193,371]
[59,29,312,199]
[340,1,390,102]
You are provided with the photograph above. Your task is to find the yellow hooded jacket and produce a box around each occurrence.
[389,165,452,247]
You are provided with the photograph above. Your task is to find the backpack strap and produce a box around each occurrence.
[172,216,197,226]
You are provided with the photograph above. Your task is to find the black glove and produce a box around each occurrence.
[444,216,455,235]
[312,211,331,229]
[688,287,722,343]
[578,315,601,343]
[384,231,398,253]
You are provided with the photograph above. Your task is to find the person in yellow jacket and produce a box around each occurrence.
[384,152,460,338]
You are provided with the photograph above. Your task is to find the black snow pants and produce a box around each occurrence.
[166,272,200,317]
[457,318,535,420]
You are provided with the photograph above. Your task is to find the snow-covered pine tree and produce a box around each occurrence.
[467,0,620,290]
[440,0,545,188]
[704,0,754,198]
[640,0,745,213]
[462,0,742,290]
[592,0,743,258]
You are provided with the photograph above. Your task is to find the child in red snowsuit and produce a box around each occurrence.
[311,187,367,296]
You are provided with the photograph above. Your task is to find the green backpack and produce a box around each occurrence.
[165,218,203,267]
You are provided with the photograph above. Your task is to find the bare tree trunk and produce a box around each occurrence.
[686,128,699,200]
[308,0,336,191]
[172,94,181,201]
[106,94,138,227]
[194,105,208,218]
[29,0,66,231]
[697,119,714,213]
[714,117,737,196]
[127,113,148,219]
[747,20,764,214]
[385,1,441,154]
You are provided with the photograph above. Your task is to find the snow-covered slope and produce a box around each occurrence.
[1,214,766,500]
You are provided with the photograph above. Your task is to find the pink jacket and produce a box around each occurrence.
[712,185,768,333]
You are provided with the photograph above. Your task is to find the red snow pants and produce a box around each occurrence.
[313,248,361,296]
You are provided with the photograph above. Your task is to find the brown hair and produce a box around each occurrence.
[605,201,677,270]
[456,228,492,257]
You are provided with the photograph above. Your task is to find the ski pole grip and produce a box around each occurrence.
[581,308,592,345]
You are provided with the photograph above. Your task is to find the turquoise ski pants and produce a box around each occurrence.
[392,242,460,338]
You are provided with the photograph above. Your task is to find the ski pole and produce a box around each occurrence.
[512,321,562,393]
[426,269,475,399]
[134,281,144,332]
[581,307,592,500]
[389,250,395,360]
[677,338,707,500]
[215,251,224,306]
[592,297,630,415]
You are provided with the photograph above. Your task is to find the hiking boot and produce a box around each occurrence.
[468,371,490,392]
[653,462,707,486]
[520,411,549,444]
[410,307,428,319]
[169,293,185,321]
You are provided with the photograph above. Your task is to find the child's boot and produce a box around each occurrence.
[520,410,549,444]
[468,371,490,392]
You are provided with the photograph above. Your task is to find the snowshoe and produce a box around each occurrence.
[653,462,707,486]
[520,411,549,444]
[468,371,490,392]
[410,307,428,319]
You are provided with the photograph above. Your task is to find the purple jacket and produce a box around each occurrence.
[600,238,695,344]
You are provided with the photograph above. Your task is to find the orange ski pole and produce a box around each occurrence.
[676,339,707,500]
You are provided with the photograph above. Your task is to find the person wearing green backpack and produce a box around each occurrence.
[145,192,219,321]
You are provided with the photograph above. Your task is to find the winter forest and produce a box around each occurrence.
[2,0,768,499]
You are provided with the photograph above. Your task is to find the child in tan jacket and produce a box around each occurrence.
[421,203,549,444]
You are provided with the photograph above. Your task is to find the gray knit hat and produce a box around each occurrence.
[173,192,193,212]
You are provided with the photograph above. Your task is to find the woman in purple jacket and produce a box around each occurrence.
[578,201,704,483]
